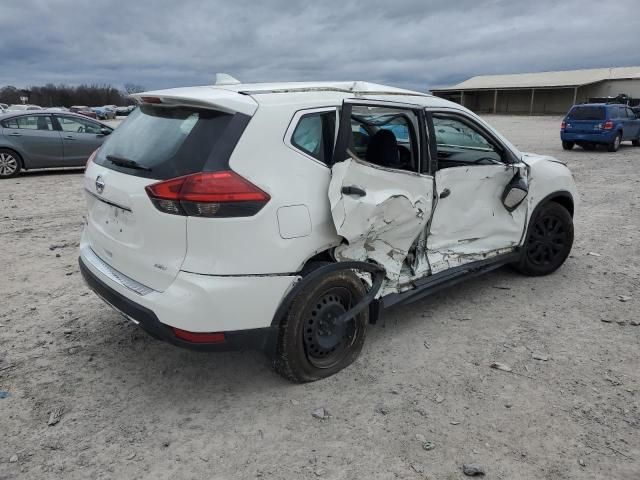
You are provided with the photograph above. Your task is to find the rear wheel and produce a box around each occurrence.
[607,133,621,152]
[632,138,640,147]
[273,269,368,382]
[515,202,573,276]
[0,149,21,178]
[562,141,574,150]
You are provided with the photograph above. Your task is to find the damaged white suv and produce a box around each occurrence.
[79,81,577,382]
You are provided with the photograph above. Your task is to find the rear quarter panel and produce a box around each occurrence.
[181,102,342,275]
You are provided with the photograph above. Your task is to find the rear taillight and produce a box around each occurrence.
[86,149,98,168]
[145,171,270,217]
[603,120,614,130]
[172,328,225,344]
[560,121,566,130]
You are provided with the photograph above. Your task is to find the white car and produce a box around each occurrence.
[79,81,577,382]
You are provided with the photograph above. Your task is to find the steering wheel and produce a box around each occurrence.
[77,126,85,133]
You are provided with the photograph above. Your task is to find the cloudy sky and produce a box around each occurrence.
[1,0,639,92]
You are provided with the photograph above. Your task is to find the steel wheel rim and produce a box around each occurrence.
[303,286,357,369]
[0,153,18,176]
[527,214,567,266]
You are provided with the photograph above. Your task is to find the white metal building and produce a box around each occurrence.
[430,66,640,114]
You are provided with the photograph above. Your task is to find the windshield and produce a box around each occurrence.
[94,105,238,180]
[568,106,605,120]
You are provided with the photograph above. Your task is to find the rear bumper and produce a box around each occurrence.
[78,249,296,352]
[561,131,616,143]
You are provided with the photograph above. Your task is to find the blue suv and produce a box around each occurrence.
[560,103,640,152]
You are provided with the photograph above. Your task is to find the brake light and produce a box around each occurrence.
[146,171,270,217]
[172,328,225,344]
[86,149,98,168]
[560,121,566,130]
[140,96,162,104]
[603,120,614,130]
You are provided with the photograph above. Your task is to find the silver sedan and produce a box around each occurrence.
[0,111,113,178]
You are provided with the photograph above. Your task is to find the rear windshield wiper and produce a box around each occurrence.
[106,155,152,172]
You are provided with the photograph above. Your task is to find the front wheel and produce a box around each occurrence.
[607,133,621,152]
[514,202,574,276]
[562,141,574,150]
[273,269,368,382]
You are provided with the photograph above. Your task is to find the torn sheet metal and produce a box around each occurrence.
[329,158,434,285]
[427,164,527,274]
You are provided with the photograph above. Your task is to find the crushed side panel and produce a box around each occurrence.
[329,158,434,285]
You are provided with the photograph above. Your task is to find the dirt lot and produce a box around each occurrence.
[1,115,638,479]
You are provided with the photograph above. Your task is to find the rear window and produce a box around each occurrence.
[94,105,243,180]
[568,106,605,120]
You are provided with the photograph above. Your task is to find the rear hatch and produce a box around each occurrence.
[83,92,256,292]
[565,105,606,133]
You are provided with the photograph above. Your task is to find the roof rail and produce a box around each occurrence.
[239,82,430,97]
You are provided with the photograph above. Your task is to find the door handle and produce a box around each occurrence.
[342,185,366,197]
[439,188,451,199]
[64,136,76,140]
[8,132,21,137]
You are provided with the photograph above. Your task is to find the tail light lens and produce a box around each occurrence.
[86,149,98,168]
[603,120,614,130]
[146,171,270,217]
[560,121,566,130]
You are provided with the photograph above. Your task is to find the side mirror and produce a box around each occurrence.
[99,127,111,136]
[501,172,528,211]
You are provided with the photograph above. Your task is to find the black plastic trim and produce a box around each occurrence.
[381,251,521,308]
[79,257,277,353]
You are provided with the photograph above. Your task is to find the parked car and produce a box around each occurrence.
[115,105,136,116]
[91,106,116,120]
[7,104,43,111]
[561,103,640,151]
[0,111,113,178]
[79,81,577,382]
[0,103,8,110]
[70,106,98,119]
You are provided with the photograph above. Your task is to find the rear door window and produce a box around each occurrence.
[93,105,240,180]
[2,115,53,130]
[568,106,605,120]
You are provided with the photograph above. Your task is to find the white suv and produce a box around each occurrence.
[79,81,577,382]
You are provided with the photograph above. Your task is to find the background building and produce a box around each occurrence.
[430,66,640,114]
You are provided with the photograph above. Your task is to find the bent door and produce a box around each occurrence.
[328,100,434,284]
[426,111,528,273]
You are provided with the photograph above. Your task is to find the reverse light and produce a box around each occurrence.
[603,120,614,130]
[172,328,225,344]
[145,171,270,217]
[560,121,566,130]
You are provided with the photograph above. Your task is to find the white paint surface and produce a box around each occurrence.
[329,158,434,284]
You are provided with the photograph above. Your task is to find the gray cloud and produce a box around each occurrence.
[1,0,639,92]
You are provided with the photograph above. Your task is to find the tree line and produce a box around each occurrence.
[0,83,146,107]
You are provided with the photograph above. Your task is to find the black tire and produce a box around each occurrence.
[0,148,22,178]
[632,138,640,147]
[607,133,621,152]
[514,202,574,276]
[562,141,574,150]
[273,268,368,382]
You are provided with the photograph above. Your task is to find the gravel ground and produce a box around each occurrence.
[0,115,638,479]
